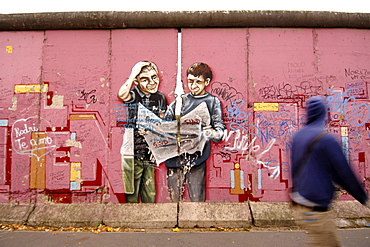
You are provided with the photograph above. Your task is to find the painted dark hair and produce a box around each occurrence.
[187,62,213,81]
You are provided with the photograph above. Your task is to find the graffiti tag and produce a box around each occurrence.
[11,117,56,161]
[79,89,98,104]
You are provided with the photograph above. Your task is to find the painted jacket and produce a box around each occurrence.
[164,92,225,168]
[291,96,368,208]
[124,86,167,161]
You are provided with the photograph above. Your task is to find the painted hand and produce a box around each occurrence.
[129,61,150,80]
[365,199,370,209]
[203,125,220,140]
[138,128,147,136]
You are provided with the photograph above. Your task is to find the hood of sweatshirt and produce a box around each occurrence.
[306,96,326,126]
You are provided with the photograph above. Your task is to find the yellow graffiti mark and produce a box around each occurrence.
[6,46,12,53]
[70,162,81,182]
[14,84,48,93]
[69,114,96,120]
[254,103,279,112]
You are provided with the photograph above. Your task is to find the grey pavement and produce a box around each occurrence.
[1,201,370,247]
[1,201,370,229]
[0,228,370,247]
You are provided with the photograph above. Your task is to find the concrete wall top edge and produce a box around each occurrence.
[0,10,370,31]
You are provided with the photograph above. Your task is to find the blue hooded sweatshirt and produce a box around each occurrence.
[291,96,368,208]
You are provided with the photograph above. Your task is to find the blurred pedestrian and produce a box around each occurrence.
[290,96,370,246]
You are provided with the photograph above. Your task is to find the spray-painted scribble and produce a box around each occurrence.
[78,89,98,104]
[259,81,322,100]
[11,117,56,161]
[327,88,370,127]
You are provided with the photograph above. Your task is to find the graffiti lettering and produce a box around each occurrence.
[345,81,367,98]
[79,89,98,104]
[184,119,201,124]
[259,81,322,100]
[14,123,38,138]
[217,151,231,161]
[223,129,279,179]
[224,129,260,153]
[327,88,370,127]
[256,138,279,179]
[30,136,53,146]
[344,68,370,80]
[153,140,169,148]
[11,117,56,161]
[227,99,260,135]
[210,81,243,102]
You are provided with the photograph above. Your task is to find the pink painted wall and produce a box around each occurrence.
[0,28,369,204]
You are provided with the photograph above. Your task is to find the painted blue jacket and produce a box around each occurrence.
[291,96,368,208]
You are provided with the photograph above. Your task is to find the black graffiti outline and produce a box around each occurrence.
[259,81,322,100]
[78,89,98,104]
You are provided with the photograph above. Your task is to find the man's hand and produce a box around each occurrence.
[365,199,370,209]
[118,62,150,101]
[138,128,147,136]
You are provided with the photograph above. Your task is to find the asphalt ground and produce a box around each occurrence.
[0,227,369,247]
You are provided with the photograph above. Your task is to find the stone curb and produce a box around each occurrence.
[249,202,296,227]
[0,204,35,225]
[179,202,252,228]
[0,201,369,228]
[103,203,177,228]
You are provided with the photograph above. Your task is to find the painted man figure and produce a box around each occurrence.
[118,61,167,203]
[164,62,225,202]
[290,96,370,246]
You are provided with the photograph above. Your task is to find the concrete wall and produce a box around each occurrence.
[0,27,369,204]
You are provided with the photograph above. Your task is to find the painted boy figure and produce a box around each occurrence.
[164,62,225,202]
[118,61,167,203]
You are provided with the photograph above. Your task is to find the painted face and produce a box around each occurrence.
[135,68,160,94]
[187,74,210,96]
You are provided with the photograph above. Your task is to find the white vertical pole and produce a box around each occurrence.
[175,31,184,116]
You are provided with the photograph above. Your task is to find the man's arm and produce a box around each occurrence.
[204,97,225,143]
[118,78,135,102]
[118,62,148,102]
[324,136,368,205]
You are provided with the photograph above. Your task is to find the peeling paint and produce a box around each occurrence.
[65,139,82,148]
[8,96,17,111]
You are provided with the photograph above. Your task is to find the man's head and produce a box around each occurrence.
[133,61,160,94]
[186,62,213,96]
[306,96,327,125]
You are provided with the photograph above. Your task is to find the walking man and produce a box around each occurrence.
[290,96,370,246]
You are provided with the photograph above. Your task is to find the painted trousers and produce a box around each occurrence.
[122,157,156,203]
[167,161,206,202]
[295,204,342,247]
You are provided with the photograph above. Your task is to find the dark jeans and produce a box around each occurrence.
[167,161,206,202]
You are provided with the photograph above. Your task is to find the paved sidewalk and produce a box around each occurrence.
[1,201,370,228]
[1,228,370,247]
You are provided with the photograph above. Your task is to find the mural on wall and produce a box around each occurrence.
[117,61,167,203]
[0,28,369,204]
